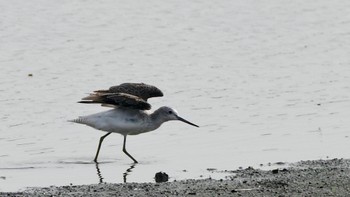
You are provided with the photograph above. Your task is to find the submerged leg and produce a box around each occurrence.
[94,132,112,162]
[123,135,138,163]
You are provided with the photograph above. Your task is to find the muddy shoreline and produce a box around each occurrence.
[2,158,350,196]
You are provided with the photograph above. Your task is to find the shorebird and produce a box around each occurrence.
[70,83,199,163]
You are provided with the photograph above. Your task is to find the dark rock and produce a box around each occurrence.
[272,169,279,174]
[155,172,169,183]
[275,162,286,165]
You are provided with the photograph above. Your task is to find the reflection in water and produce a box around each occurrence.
[95,162,104,184]
[123,163,136,183]
[94,162,137,184]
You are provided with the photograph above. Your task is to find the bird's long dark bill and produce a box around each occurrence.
[177,116,199,127]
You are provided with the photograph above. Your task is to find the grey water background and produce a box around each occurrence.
[1,0,350,192]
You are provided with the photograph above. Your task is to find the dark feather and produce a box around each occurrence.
[94,83,163,101]
[106,93,151,110]
[79,83,160,110]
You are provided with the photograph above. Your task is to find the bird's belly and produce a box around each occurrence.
[81,110,154,135]
[102,118,151,135]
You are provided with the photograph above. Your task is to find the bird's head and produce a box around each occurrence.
[156,106,199,127]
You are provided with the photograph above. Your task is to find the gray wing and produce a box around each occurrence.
[79,92,151,110]
[94,83,163,101]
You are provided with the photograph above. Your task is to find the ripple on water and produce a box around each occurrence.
[0,167,36,170]
[58,160,115,165]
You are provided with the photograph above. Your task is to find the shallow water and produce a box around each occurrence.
[1,0,350,192]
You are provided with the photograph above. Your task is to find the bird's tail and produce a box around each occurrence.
[68,118,85,124]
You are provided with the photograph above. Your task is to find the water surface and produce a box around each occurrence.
[1,0,350,192]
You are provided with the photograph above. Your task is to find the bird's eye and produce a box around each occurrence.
[168,111,173,114]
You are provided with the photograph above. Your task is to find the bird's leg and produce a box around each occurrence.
[94,132,112,162]
[122,135,138,163]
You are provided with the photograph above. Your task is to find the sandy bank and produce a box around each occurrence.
[2,158,350,196]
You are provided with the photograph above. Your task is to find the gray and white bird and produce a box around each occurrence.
[70,83,199,163]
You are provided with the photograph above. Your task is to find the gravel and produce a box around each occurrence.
[2,158,350,196]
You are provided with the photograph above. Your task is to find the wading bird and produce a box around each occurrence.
[70,83,199,163]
